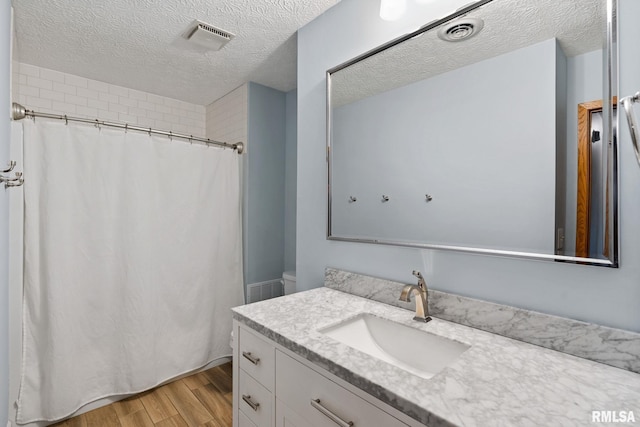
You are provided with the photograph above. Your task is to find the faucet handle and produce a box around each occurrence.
[412,270,427,291]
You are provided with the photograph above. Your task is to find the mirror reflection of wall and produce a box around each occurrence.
[328,0,618,265]
[332,38,560,253]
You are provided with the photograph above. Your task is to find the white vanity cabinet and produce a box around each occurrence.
[275,350,409,427]
[235,326,276,427]
[233,321,424,427]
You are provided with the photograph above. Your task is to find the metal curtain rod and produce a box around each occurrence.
[11,103,244,154]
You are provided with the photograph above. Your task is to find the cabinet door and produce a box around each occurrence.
[276,351,408,427]
[275,398,310,427]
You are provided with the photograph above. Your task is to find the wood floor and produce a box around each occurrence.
[52,363,233,427]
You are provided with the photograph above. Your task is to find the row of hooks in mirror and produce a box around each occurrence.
[1,161,24,188]
[348,194,434,203]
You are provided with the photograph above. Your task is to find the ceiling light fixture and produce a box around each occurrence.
[379,0,407,21]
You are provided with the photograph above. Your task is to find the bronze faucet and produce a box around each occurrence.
[399,270,431,323]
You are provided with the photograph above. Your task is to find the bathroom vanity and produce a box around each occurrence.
[233,320,415,427]
[231,270,640,427]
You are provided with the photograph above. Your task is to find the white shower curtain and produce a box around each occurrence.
[16,120,244,423]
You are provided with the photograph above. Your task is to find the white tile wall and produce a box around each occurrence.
[206,84,248,147]
[12,62,206,137]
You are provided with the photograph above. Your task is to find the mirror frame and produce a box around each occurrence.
[326,0,619,267]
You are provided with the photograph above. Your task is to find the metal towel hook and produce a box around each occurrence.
[382,195,390,202]
[348,196,357,203]
[621,91,640,166]
[2,161,16,174]
[1,166,24,188]
[4,172,24,188]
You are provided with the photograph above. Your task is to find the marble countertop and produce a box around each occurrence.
[232,288,640,427]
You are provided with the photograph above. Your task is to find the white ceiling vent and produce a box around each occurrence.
[437,18,484,42]
[183,20,235,51]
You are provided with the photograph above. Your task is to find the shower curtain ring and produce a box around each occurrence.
[148,127,152,136]
[168,131,173,140]
[124,123,128,133]
[189,135,193,144]
[95,119,100,129]
[64,115,68,125]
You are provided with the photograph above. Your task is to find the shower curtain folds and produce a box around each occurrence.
[16,119,244,423]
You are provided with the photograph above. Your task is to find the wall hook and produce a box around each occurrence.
[2,161,16,174]
[382,195,390,202]
[425,194,433,202]
[348,196,357,203]
[1,171,23,188]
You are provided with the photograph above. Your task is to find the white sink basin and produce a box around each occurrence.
[319,313,470,379]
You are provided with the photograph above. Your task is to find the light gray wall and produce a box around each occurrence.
[331,39,559,253]
[284,89,297,272]
[245,82,286,286]
[0,1,10,424]
[297,0,640,332]
[563,50,604,254]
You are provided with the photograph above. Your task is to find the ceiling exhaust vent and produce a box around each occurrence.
[183,20,235,51]
[437,18,484,42]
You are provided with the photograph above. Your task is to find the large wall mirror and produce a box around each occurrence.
[327,0,619,266]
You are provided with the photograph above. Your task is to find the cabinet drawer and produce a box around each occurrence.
[276,351,407,427]
[239,326,275,390]
[239,369,272,427]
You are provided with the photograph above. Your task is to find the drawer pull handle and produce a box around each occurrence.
[310,398,354,427]
[242,394,260,412]
[242,351,260,365]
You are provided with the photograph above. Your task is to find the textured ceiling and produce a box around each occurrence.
[331,0,605,107]
[13,0,340,105]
